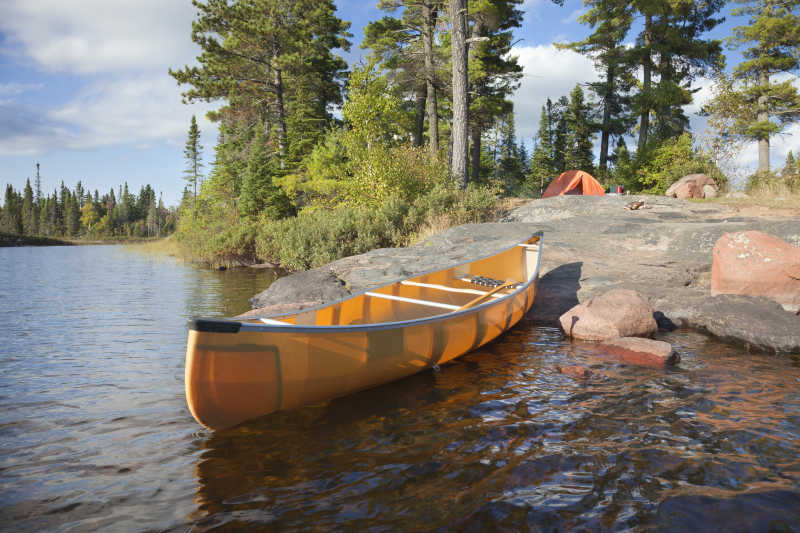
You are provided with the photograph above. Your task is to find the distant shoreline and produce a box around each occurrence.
[0,233,73,247]
[0,232,167,247]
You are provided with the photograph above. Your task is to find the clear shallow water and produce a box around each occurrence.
[0,245,798,532]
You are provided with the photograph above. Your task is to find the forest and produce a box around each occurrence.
[3,0,797,262]
[0,174,176,241]
[165,0,799,268]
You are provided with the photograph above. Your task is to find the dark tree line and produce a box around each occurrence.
[1,176,175,239]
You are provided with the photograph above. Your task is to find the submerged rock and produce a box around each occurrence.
[711,230,800,313]
[599,337,680,367]
[558,289,657,341]
[556,365,593,378]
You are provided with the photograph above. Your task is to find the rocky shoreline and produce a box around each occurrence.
[243,195,800,354]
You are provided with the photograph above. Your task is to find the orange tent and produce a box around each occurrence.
[542,170,606,198]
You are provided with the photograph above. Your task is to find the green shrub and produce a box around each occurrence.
[253,184,499,270]
[621,133,728,194]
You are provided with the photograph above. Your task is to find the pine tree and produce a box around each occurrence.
[706,0,800,173]
[183,115,202,216]
[527,101,558,194]
[552,96,569,173]
[239,126,293,220]
[558,0,635,171]
[467,0,524,184]
[22,179,35,236]
[170,0,351,171]
[564,85,595,172]
[631,0,725,150]
[2,184,22,234]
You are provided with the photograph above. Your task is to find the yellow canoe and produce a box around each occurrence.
[185,232,543,430]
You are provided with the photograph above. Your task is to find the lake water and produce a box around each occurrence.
[0,245,798,531]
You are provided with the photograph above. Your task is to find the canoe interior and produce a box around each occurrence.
[186,233,542,430]
[241,234,541,327]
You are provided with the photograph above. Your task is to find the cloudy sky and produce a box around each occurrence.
[0,0,797,202]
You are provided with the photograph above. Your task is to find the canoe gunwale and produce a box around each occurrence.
[189,231,543,335]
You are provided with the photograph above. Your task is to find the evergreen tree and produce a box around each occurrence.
[631,0,725,150]
[2,184,22,234]
[239,126,293,220]
[467,0,524,184]
[527,101,558,194]
[22,179,35,236]
[705,0,800,173]
[558,0,635,171]
[183,115,203,216]
[65,192,79,237]
[552,95,569,173]
[564,85,595,172]
[170,0,351,171]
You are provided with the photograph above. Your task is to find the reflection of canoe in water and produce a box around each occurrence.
[185,232,543,430]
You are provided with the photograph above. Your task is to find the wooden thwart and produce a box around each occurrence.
[457,280,515,311]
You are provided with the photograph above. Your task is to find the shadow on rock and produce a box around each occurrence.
[528,262,582,326]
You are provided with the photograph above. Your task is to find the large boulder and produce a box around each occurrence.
[559,289,658,341]
[665,174,718,199]
[711,231,800,312]
[599,337,680,367]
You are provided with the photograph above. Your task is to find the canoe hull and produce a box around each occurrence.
[186,233,542,430]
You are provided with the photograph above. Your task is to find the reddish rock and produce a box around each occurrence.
[665,174,718,199]
[559,289,658,341]
[711,231,800,312]
[556,365,593,378]
[600,337,680,367]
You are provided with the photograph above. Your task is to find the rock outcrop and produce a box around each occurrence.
[246,195,800,353]
[598,337,680,367]
[711,231,800,313]
[558,289,657,341]
[665,174,718,199]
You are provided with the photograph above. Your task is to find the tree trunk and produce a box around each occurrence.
[470,122,481,183]
[758,69,770,173]
[274,68,287,170]
[637,14,652,153]
[422,0,439,156]
[468,18,484,186]
[449,0,469,188]
[599,66,613,171]
[413,85,426,147]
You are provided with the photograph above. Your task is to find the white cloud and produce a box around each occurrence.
[49,75,215,149]
[0,75,215,156]
[510,44,600,140]
[0,0,199,74]
[0,0,218,157]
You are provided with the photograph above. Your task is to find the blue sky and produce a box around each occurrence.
[0,0,795,203]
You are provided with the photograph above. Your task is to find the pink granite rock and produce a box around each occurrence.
[600,337,680,367]
[711,231,800,312]
[665,174,718,199]
[559,289,658,341]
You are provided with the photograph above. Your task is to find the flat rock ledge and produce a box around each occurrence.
[243,195,800,354]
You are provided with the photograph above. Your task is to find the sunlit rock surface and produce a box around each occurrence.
[247,195,800,353]
[711,230,800,313]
